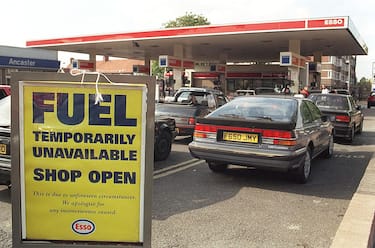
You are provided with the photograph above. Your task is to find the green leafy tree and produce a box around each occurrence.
[358,77,371,88]
[356,77,372,100]
[359,77,370,84]
[152,12,210,78]
[151,61,165,79]
[163,12,210,28]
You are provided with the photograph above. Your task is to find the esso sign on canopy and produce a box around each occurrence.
[324,19,343,26]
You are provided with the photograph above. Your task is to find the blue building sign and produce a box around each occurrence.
[158,55,168,67]
[0,56,60,70]
[281,55,290,65]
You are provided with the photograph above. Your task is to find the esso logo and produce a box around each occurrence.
[72,219,95,235]
[324,19,344,26]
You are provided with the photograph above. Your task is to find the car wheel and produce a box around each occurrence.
[207,161,228,173]
[322,135,334,158]
[154,130,172,161]
[295,147,311,184]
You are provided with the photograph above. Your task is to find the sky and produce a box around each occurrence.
[2,0,374,79]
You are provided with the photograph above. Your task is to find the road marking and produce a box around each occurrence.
[153,159,203,179]
[333,154,365,159]
[287,224,301,230]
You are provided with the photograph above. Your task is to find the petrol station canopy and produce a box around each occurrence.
[26,16,367,63]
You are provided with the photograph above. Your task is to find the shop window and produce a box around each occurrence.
[227,79,235,91]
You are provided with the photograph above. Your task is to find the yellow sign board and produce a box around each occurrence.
[20,81,146,242]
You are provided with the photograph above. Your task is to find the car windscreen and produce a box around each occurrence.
[208,97,297,122]
[309,95,349,110]
[175,92,209,105]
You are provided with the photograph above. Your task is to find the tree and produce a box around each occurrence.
[163,12,210,28]
[356,77,372,100]
[151,61,164,79]
[358,77,371,87]
[152,12,210,78]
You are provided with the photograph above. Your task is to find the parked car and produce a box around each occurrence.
[0,95,176,186]
[154,117,177,161]
[255,87,279,95]
[235,89,256,96]
[0,95,11,186]
[156,87,229,137]
[309,93,363,142]
[189,95,334,183]
[330,89,350,95]
[368,91,375,108]
[309,89,324,94]
[0,85,11,100]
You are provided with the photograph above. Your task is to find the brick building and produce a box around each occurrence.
[320,55,356,90]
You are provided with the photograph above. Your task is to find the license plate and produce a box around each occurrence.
[0,144,6,155]
[222,131,259,143]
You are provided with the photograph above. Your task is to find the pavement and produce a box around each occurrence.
[330,101,375,248]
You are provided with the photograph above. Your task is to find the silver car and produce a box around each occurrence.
[189,95,334,183]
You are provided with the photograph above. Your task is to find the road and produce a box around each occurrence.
[152,106,375,248]
[1,107,374,248]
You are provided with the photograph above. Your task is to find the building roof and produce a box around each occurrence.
[26,16,368,63]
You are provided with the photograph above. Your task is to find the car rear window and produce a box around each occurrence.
[310,95,349,110]
[175,92,210,105]
[208,97,297,122]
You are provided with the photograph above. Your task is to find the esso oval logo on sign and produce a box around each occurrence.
[72,219,95,235]
[324,19,344,26]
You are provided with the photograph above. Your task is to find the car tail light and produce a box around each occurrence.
[335,115,350,123]
[188,117,196,125]
[193,123,217,139]
[273,139,297,146]
[262,130,293,139]
[262,130,297,146]
[194,124,297,146]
